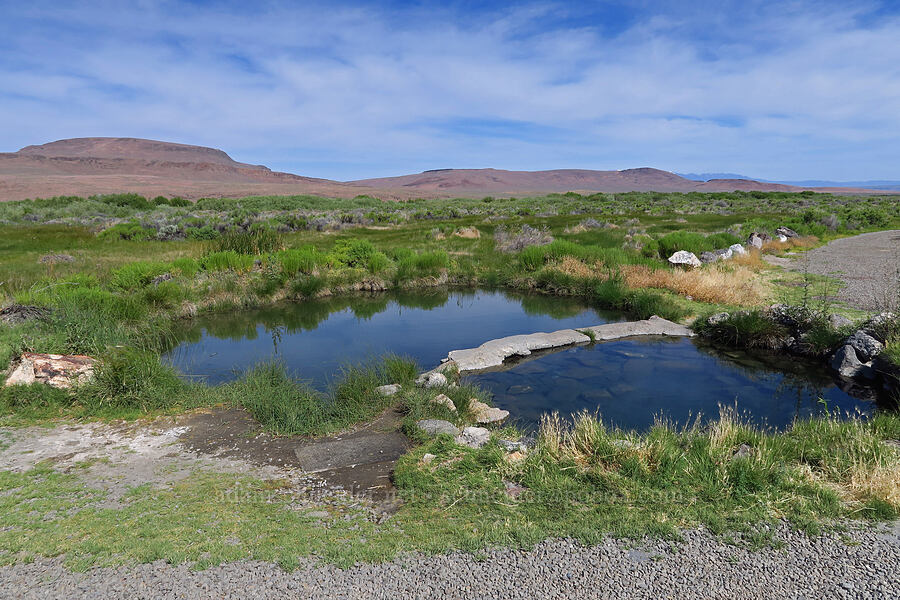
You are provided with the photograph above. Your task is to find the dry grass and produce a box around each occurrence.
[761,235,819,254]
[553,256,604,279]
[622,262,767,305]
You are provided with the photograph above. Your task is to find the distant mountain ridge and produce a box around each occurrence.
[0,137,888,201]
[678,172,900,191]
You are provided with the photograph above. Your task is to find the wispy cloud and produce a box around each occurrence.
[0,0,898,180]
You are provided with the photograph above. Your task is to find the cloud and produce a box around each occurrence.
[0,0,898,180]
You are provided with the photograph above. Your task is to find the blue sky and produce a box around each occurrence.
[1,0,899,180]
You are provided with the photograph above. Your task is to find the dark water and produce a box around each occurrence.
[465,337,878,431]
[164,289,618,387]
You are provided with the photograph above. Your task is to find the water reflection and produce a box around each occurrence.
[164,289,617,388]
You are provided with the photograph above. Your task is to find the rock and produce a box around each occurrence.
[699,251,720,264]
[733,444,753,460]
[416,371,447,388]
[454,226,481,239]
[0,304,49,324]
[431,393,457,412]
[776,234,788,243]
[829,314,853,329]
[468,399,509,424]
[728,243,747,256]
[864,312,897,343]
[416,419,459,436]
[714,247,734,260]
[775,226,799,238]
[667,250,702,269]
[846,331,884,362]
[747,232,772,249]
[375,384,401,397]
[707,312,730,326]
[830,345,874,379]
[503,480,526,497]
[421,453,436,465]
[455,426,491,449]
[498,439,528,453]
[38,253,75,264]
[3,352,95,389]
[150,273,173,285]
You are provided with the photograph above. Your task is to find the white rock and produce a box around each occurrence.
[416,419,459,436]
[422,453,436,464]
[416,371,447,388]
[777,234,788,242]
[469,399,509,424]
[5,357,36,386]
[375,384,401,397]
[667,250,702,268]
[728,243,747,256]
[431,393,457,412]
[455,426,491,448]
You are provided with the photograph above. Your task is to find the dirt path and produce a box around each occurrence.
[788,230,900,311]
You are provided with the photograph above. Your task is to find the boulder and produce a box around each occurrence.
[699,251,721,264]
[375,384,402,397]
[830,345,874,379]
[707,312,730,326]
[747,232,771,249]
[498,439,528,453]
[828,314,853,329]
[455,426,491,449]
[714,248,734,260]
[732,444,753,460]
[667,250,702,269]
[468,399,509,424]
[4,352,95,389]
[775,226,799,239]
[416,371,447,388]
[776,235,788,243]
[416,419,459,436]
[728,243,747,256]
[864,312,896,343]
[846,331,884,362]
[431,393,457,412]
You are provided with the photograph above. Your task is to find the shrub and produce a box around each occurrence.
[97,221,155,241]
[96,193,151,210]
[494,224,554,252]
[186,226,220,241]
[330,239,377,268]
[656,231,740,258]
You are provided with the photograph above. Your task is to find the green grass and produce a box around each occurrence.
[1,409,899,570]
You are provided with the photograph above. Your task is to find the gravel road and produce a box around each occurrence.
[3,523,898,599]
[789,230,900,311]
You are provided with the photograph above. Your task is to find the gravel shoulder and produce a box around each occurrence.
[2,524,898,599]
[788,230,900,311]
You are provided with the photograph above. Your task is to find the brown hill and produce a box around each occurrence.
[0,137,375,201]
[0,137,880,201]
[350,167,803,194]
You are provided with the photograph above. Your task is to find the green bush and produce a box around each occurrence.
[96,193,151,210]
[330,239,377,268]
[186,226,220,241]
[290,274,327,298]
[698,310,790,349]
[97,221,155,241]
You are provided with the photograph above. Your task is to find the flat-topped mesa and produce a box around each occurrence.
[445,316,694,373]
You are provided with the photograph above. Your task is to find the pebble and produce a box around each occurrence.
[2,524,898,599]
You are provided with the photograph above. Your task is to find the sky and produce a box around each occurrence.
[1,0,899,181]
